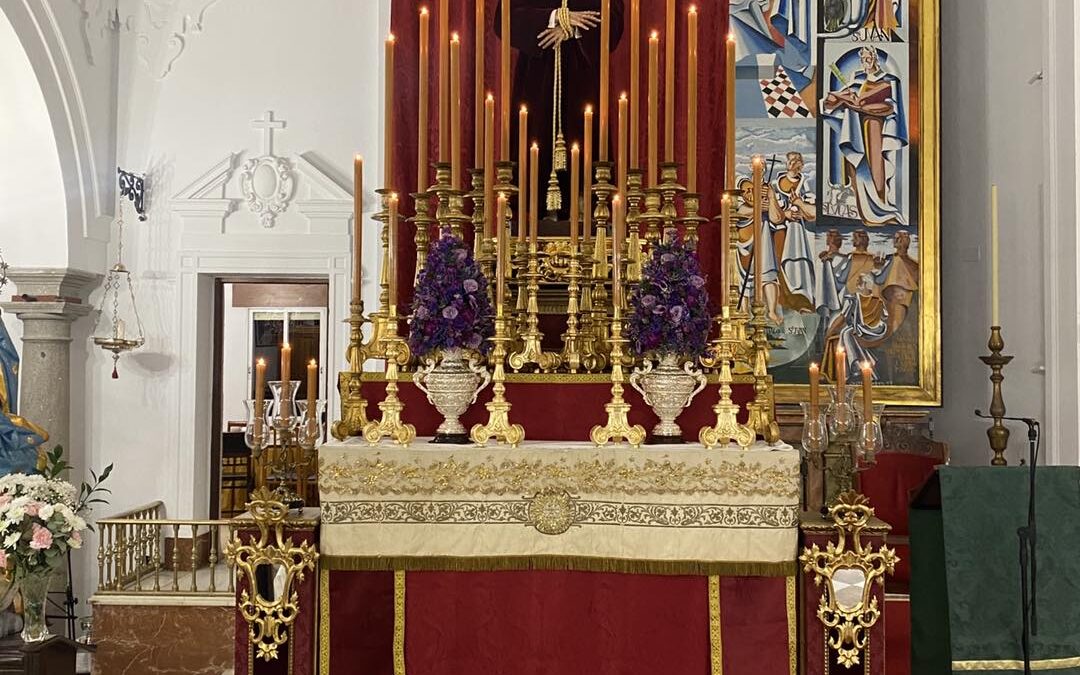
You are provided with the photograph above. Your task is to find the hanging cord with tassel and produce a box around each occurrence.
[547,2,572,213]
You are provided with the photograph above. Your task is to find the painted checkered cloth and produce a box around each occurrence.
[759,66,813,119]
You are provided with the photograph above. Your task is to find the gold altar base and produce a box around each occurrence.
[331,300,370,440]
[362,319,416,446]
[590,314,646,447]
[699,307,755,449]
[471,316,525,447]
[980,326,1013,466]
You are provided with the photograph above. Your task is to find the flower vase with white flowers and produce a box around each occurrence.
[0,446,111,641]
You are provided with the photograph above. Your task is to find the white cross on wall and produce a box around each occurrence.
[251,110,286,156]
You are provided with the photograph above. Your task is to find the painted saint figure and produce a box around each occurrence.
[0,316,48,474]
[822,46,908,226]
[765,151,817,321]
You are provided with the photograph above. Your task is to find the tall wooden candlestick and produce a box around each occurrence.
[500,0,511,160]
[450,33,462,189]
[474,0,485,167]
[518,105,529,242]
[570,143,580,247]
[647,32,659,187]
[725,33,736,190]
[438,0,449,162]
[529,142,539,249]
[384,34,395,188]
[629,0,640,169]
[664,0,675,163]
[599,0,611,162]
[418,8,430,192]
[584,105,594,242]
[687,6,698,193]
[752,156,764,301]
[352,155,364,304]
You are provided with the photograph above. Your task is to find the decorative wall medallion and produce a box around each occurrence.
[240,155,294,228]
[527,489,577,535]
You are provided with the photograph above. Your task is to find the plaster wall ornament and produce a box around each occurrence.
[239,111,295,229]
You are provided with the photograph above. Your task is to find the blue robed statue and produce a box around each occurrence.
[0,315,48,474]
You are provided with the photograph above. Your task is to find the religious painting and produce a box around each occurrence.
[731,0,939,405]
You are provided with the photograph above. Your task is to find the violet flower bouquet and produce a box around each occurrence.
[626,238,711,360]
[408,233,494,356]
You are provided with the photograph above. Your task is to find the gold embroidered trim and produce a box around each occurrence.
[952,656,1080,671]
[394,570,406,675]
[709,576,723,675]
[319,455,799,499]
[786,575,797,675]
[319,569,330,675]
[322,555,796,577]
[321,499,798,532]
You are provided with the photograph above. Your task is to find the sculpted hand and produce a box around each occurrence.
[568,10,601,31]
[538,26,568,49]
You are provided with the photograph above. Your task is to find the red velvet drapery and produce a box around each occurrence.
[389,0,730,310]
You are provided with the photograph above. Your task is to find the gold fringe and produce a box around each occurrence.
[709,576,723,675]
[319,569,330,675]
[393,570,406,675]
[322,555,796,577]
[952,656,1080,671]
[786,575,797,675]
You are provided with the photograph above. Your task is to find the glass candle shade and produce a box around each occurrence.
[827,386,857,437]
[243,399,272,452]
[799,401,829,462]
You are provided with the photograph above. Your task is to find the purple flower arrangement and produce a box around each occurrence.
[408,233,494,356]
[626,237,711,359]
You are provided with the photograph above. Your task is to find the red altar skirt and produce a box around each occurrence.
[323,570,795,675]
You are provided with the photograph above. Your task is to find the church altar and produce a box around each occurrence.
[317,439,801,675]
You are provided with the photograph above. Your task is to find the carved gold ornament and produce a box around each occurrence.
[226,487,319,663]
[799,492,898,668]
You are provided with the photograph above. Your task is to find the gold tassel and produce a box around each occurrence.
[546,169,563,212]
[553,132,567,171]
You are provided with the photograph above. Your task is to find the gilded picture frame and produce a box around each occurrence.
[731,0,940,405]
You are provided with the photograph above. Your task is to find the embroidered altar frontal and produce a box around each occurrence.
[318,440,801,575]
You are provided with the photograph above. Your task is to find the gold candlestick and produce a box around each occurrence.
[366,189,393,362]
[626,168,645,240]
[362,310,417,446]
[590,311,646,447]
[640,186,664,246]
[431,162,469,238]
[330,298,370,441]
[980,326,1013,466]
[411,189,436,283]
[577,238,602,373]
[745,300,781,443]
[560,241,584,373]
[582,229,611,373]
[699,304,755,449]
[469,168,495,286]
[679,192,706,251]
[658,162,685,242]
[511,239,528,347]
[508,244,561,372]
[470,313,525,447]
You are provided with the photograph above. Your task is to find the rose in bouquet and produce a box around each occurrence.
[627,238,712,360]
[408,233,494,357]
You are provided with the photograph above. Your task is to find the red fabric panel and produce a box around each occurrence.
[891,543,912,587]
[389,1,732,311]
[363,381,755,441]
[404,571,710,675]
[719,577,790,675]
[884,597,911,675]
[858,454,938,536]
[328,571,396,675]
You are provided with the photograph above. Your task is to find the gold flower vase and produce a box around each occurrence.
[630,352,708,444]
[414,348,491,444]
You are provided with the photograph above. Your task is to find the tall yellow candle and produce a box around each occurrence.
[861,361,874,423]
[280,343,292,419]
[418,8,430,192]
[991,184,1000,326]
[307,359,317,418]
[438,0,449,162]
[388,194,400,311]
[583,105,594,242]
[720,193,730,307]
[570,143,580,247]
[529,142,539,248]
[599,0,611,161]
[617,93,628,198]
[687,6,698,192]
[500,0,511,160]
[384,34,395,188]
[254,357,266,438]
[664,0,675,163]
[647,32,659,187]
[352,155,364,303]
[809,362,820,419]
[518,105,529,242]
[725,33,736,190]
[629,0,640,169]
[752,156,764,300]
[450,33,462,189]
[474,0,485,167]
[836,345,847,398]
[496,193,508,310]
[612,194,623,313]
[484,94,495,238]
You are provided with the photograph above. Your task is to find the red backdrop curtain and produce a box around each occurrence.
[390,0,730,310]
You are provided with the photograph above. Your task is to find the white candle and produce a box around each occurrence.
[991,184,1000,326]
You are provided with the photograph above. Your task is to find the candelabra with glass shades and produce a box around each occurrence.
[243,379,327,508]
[801,385,884,514]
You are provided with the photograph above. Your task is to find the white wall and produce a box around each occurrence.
[220,283,249,430]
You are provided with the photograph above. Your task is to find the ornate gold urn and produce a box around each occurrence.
[630,353,707,443]
[414,348,491,444]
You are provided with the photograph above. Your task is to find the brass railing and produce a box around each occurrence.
[95,502,236,597]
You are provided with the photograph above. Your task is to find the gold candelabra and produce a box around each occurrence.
[560,241,584,373]
[470,313,525,447]
[590,309,646,447]
[330,298,370,441]
[362,307,417,446]
[411,190,436,284]
[431,162,469,239]
[745,300,781,443]
[469,168,495,286]
[679,192,706,251]
[657,162,685,243]
[509,244,561,372]
[577,237,603,373]
[699,304,755,449]
[641,187,664,247]
[980,326,1013,466]
[626,169,645,237]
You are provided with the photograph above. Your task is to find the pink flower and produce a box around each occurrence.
[28,524,53,551]
[0,551,8,569]
[0,495,11,508]
[24,502,40,518]
[69,531,82,550]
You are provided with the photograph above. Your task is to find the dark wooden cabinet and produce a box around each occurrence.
[0,635,94,675]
